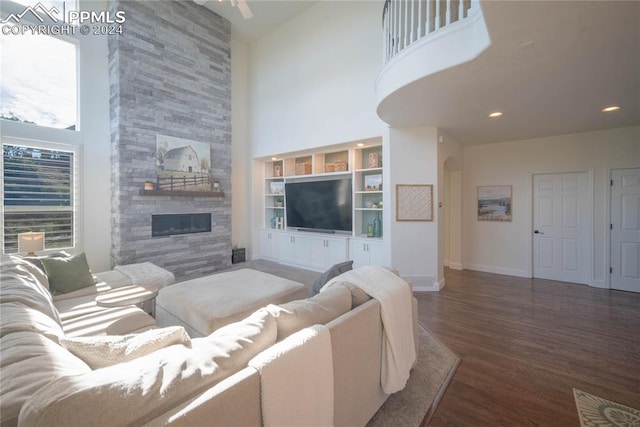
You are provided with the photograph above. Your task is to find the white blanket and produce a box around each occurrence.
[322,266,416,394]
[248,325,333,427]
[114,262,175,290]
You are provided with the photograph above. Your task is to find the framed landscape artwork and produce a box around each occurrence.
[477,185,512,221]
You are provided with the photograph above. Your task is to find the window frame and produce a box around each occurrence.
[0,33,79,131]
[1,137,81,254]
[0,1,84,256]
[0,0,80,132]
[1,0,113,269]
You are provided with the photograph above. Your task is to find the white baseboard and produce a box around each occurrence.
[404,275,444,292]
[448,262,463,270]
[464,263,529,278]
[590,279,608,289]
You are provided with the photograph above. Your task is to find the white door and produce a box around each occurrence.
[611,168,640,292]
[533,172,590,284]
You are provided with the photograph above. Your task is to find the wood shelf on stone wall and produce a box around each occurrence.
[139,189,225,197]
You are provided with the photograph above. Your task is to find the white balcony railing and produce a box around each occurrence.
[382,0,480,64]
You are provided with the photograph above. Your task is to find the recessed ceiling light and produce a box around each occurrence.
[356,143,364,147]
[488,111,503,118]
[271,157,277,161]
[601,106,621,113]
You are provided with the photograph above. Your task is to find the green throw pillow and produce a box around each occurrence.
[21,251,70,272]
[41,252,96,294]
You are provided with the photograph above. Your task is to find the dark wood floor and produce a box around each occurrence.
[416,268,640,426]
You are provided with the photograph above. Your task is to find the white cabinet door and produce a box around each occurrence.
[349,238,383,268]
[277,233,311,267]
[263,231,348,270]
[277,232,295,264]
[309,236,349,270]
[259,230,279,260]
[326,237,348,267]
[309,237,328,270]
[349,239,370,269]
[292,234,311,267]
[366,240,385,266]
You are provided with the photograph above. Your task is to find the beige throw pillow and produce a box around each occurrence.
[333,281,372,307]
[60,326,191,369]
[267,285,352,341]
[19,309,277,427]
[8,256,51,289]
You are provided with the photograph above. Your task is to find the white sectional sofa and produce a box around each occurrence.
[0,256,418,427]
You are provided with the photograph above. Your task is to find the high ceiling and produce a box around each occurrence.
[376,1,640,145]
[199,0,319,43]
[201,0,639,146]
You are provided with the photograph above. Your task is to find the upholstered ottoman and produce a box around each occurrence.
[155,269,308,337]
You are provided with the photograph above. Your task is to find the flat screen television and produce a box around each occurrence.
[285,179,352,233]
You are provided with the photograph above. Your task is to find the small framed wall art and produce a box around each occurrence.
[396,184,433,221]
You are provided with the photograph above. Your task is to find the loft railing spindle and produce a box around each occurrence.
[393,0,398,54]
[418,0,423,38]
[382,0,479,64]
[410,0,415,43]
[404,0,409,49]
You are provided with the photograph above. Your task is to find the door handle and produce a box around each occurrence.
[534,230,544,234]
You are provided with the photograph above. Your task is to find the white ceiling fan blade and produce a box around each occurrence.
[237,0,253,19]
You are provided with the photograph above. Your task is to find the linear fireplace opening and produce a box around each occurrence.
[152,213,212,237]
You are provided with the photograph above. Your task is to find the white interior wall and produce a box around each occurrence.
[462,125,640,286]
[388,127,440,290]
[247,0,387,256]
[79,3,111,272]
[231,36,252,254]
[248,0,385,158]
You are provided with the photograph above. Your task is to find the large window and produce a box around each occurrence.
[1,2,81,253]
[0,34,77,129]
[2,143,75,253]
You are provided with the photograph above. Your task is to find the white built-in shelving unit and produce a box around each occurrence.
[259,140,385,271]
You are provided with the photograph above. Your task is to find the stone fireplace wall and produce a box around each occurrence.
[108,0,231,280]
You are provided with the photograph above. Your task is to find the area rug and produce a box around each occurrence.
[367,324,460,426]
[574,389,640,427]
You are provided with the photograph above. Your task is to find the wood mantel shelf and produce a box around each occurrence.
[139,189,225,197]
